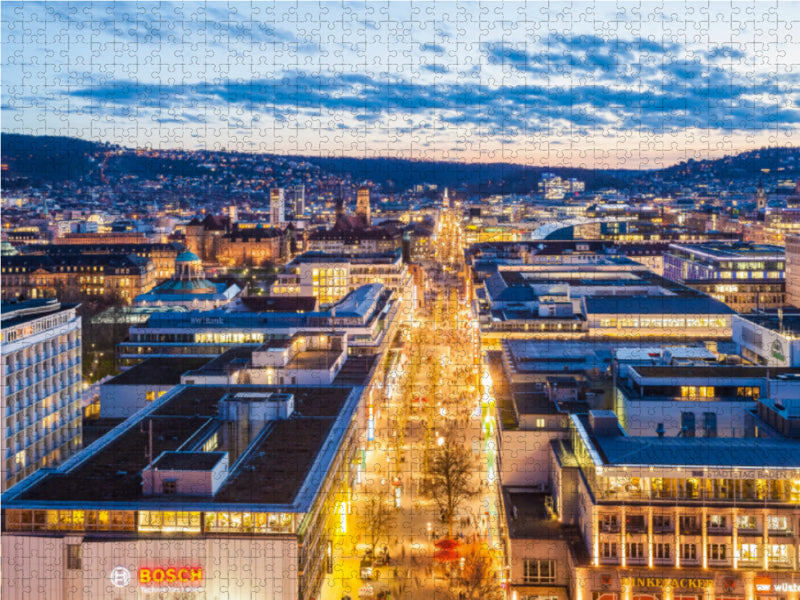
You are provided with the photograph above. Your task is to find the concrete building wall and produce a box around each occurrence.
[1,535,298,600]
[500,429,567,487]
[99,384,174,419]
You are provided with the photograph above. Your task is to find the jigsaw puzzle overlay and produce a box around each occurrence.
[2,2,800,600]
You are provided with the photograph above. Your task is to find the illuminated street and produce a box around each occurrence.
[320,209,505,599]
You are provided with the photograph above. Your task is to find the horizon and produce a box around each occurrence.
[6,131,798,175]
[3,2,800,169]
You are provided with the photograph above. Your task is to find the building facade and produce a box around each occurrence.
[0,254,157,303]
[0,299,82,492]
[1,383,365,600]
[663,242,785,313]
[786,234,800,308]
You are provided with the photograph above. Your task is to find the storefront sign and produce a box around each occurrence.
[754,578,800,593]
[139,567,203,585]
[110,566,132,588]
[621,578,713,589]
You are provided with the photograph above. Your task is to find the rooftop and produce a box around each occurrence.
[737,312,800,337]
[152,451,226,470]
[105,357,211,386]
[584,295,735,315]
[593,435,800,468]
[10,384,357,508]
[1,299,76,328]
[669,241,785,259]
[631,365,799,379]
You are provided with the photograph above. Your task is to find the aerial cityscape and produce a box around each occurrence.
[2,2,800,600]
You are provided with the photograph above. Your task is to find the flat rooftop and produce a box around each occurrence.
[14,384,356,506]
[152,451,226,471]
[1,299,77,328]
[106,357,212,386]
[631,365,800,379]
[287,350,342,371]
[670,241,785,258]
[593,435,800,468]
[737,313,800,337]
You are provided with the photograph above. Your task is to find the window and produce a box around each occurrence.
[162,479,177,495]
[739,543,758,561]
[680,412,695,437]
[536,418,546,428]
[627,542,645,558]
[703,412,717,437]
[708,544,727,561]
[736,515,757,530]
[680,515,699,532]
[680,544,697,560]
[600,514,619,532]
[768,544,790,563]
[708,515,727,529]
[66,544,82,569]
[523,559,555,584]
[767,515,790,531]
[626,515,646,531]
[653,515,672,530]
[600,542,618,558]
[654,543,671,559]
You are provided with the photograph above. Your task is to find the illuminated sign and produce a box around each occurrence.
[755,577,771,593]
[752,577,799,593]
[139,567,203,585]
[110,566,132,588]
[620,578,713,589]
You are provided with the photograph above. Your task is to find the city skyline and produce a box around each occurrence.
[3,1,800,169]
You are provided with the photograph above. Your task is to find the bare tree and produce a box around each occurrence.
[421,432,478,538]
[358,489,397,555]
[457,545,504,600]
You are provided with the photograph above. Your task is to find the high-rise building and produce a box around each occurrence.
[1,299,82,492]
[294,185,305,216]
[356,186,371,227]
[786,234,800,308]
[270,188,285,226]
[442,187,450,208]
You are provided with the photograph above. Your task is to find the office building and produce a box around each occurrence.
[1,382,368,600]
[786,234,800,307]
[1,299,82,492]
[663,242,785,313]
[271,187,286,226]
[270,248,412,307]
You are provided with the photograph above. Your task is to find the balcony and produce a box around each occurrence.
[600,523,621,534]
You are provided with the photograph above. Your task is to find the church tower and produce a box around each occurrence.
[356,186,371,227]
[756,181,767,212]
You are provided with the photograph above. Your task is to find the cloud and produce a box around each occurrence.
[65,63,800,138]
[420,43,445,55]
[422,64,448,74]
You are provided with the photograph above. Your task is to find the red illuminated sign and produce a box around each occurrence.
[139,567,203,585]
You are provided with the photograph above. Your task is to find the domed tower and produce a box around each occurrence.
[175,251,205,281]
